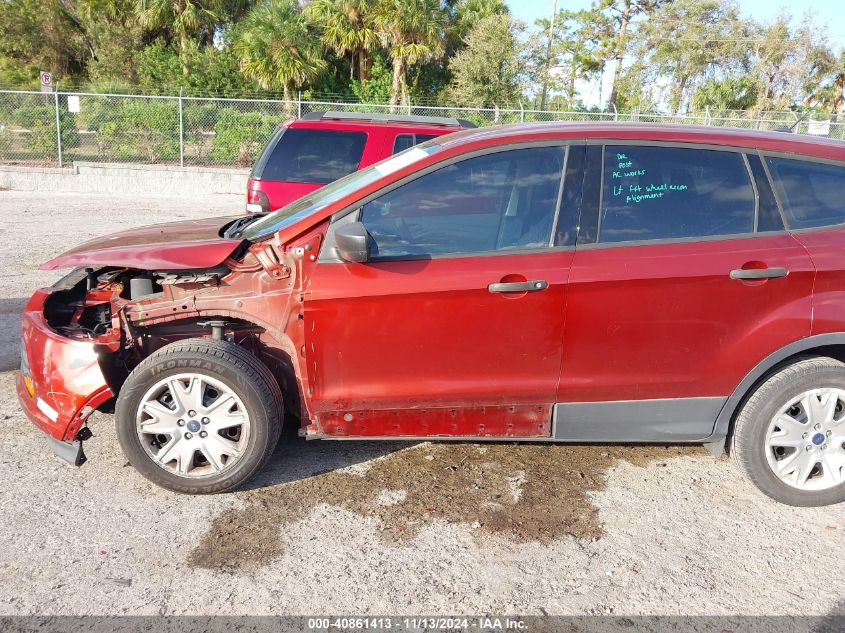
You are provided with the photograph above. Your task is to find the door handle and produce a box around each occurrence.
[488,280,548,293]
[729,267,789,280]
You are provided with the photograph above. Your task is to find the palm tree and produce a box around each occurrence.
[306,0,381,81]
[234,0,326,108]
[375,0,445,107]
[450,0,508,43]
[137,0,222,76]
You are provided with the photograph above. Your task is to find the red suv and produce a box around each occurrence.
[17,123,845,506]
[245,111,475,213]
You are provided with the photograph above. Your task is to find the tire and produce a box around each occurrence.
[115,338,283,494]
[731,356,845,506]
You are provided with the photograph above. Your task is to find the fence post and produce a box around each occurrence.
[178,88,184,168]
[519,101,524,123]
[408,99,412,115]
[705,106,711,126]
[298,91,302,118]
[611,103,618,122]
[53,85,62,168]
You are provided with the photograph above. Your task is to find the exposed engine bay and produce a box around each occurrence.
[38,233,311,425]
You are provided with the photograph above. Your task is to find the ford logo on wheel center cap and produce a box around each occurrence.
[186,420,202,433]
[812,432,825,446]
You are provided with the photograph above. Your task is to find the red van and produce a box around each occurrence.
[245,111,476,213]
[18,122,845,506]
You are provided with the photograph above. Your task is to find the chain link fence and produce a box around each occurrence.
[1,88,843,168]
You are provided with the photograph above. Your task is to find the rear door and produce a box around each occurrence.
[556,143,815,441]
[304,144,585,438]
[763,154,845,335]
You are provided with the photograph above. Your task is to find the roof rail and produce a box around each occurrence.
[301,110,476,128]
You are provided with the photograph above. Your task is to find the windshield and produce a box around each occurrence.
[242,141,443,241]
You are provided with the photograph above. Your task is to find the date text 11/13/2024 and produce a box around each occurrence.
[306,617,528,630]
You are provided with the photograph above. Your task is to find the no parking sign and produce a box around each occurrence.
[39,71,52,92]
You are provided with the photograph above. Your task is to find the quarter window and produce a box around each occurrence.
[360,146,565,258]
[765,157,845,229]
[392,134,438,154]
[599,146,756,243]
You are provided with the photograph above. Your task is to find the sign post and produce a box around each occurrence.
[54,87,62,168]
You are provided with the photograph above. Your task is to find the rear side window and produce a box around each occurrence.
[765,157,845,229]
[392,134,438,154]
[599,146,755,243]
[259,128,367,184]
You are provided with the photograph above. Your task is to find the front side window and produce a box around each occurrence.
[598,146,756,244]
[360,146,565,258]
[243,144,443,241]
[260,128,367,184]
[765,156,845,229]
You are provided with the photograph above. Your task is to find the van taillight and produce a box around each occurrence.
[246,189,270,214]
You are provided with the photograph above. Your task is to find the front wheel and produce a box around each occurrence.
[115,338,283,494]
[731,356,845,506]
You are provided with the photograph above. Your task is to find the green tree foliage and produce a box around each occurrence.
[210,108,276,164]
[449,14,525,109]
[0,0,844,122]
[805,50,845,117]
[75,0,144,84]
[136,0,224,77]
[747,14,831,111]
[374,0,446,107]
[86,99,179,161]
[611,61,657,112]
[592,0,669,110]
[530,9,604,109]
[11,105,79,160]
[133,40,245,94]
[233,0,326,103]
[0,0,91,82]
[350,55,394,103]
[691,76,758,112]
[447,0,509,49]
[306,0,381,81]
[632,0,748,114]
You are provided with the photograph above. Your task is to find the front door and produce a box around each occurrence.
[304,145,582,438]
[556,144,815,441]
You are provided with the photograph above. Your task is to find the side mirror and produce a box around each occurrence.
[334,221,372,263]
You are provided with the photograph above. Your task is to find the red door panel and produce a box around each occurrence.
[793,228,845,336]
[304,251,572,437]
[559,234,814,403]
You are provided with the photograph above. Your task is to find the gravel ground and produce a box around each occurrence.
[0,190,844,617]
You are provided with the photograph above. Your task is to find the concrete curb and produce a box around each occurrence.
[0,162,250,196]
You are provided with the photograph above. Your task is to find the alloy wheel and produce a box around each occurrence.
[136,373,251,478]
[765,388,845,491]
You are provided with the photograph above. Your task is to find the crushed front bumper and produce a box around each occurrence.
[17,289,114,461]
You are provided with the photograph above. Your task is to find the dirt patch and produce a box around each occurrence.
[188,442,702,572]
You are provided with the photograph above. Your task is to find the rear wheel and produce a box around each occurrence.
[115,338,283,494]
[731,356,845,506]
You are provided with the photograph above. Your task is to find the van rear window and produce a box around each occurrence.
[258,128,367,184]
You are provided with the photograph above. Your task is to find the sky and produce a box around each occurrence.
[506,0,845,108]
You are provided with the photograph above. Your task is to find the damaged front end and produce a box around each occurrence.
[18,217,312,466]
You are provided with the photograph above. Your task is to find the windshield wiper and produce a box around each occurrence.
[223,213,268,239]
